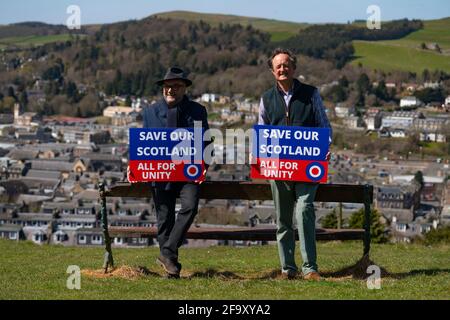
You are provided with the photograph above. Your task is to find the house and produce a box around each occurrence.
[75,228,152,247]
[25,169,61,181]
[75,228,104,246]
[244,206,276,227]
[221,109,242,122]
[389,215,438,243]
[103,106,140,118]
[343,116,364,129]
[7,162,30,179]
[445,95,450,106]
[390,128,407,138]
[381,111,423,129]
[55,215,97,231]
[390,175,446,198]
[0,224,24,241]
[0,114,14,124]
[201,93,219,104]
[28,159,87,176]
[6,149,39,162]
[402,83,419,93]
[334,105,355,118]
[244,114,257,124]
[414,117,449,132]
[0,213,54,244]
[13,104,41,126]
[419,132,447,143]
[376,184,420,211]
[400,96,422,108]
[385,82,396,89]
[423,81,441,89]
[236,99,258,113]
[363,108,382,130]
[81,153,123,172]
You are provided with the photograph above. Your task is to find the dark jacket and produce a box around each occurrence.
[262,79,316,127]
[141,96,211,190]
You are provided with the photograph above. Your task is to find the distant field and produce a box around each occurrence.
[156,11,307,42]
[0,34,79,49]
[352,18,450,73]
[352,41,450,73]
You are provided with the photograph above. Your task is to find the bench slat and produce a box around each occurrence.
[109,226,365,241]
[105,181,373,203]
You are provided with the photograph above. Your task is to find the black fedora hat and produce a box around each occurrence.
[156,67,192,87]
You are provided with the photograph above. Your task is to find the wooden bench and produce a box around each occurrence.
[98,181,373,272]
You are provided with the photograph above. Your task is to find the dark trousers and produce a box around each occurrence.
[151,183,200,261]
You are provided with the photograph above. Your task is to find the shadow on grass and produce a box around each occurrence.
[187,269,244,280]
[85,258,450,281]
[320,255,450,280]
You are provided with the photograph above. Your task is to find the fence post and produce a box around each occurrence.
[99,182,114,273]
[363,184,372,256]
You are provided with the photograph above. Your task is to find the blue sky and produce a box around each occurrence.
[1,0,449,25]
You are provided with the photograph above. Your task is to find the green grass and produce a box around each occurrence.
[352,17,450,73]
[0,34,81,49]
[1,239,449,300]
[155,11,307,42]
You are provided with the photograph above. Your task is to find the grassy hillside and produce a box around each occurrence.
[1,239,449,299]
[352,17,450,73]
[155,10,308,42]
[0,34,78,49]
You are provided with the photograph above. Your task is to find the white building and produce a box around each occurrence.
[103,106,139,118]
[334,105,355,118]
[364,108,383,130]
[400,96,422,108]
[381,111,422,129]
[343,116,364,129]
[201,93,219,103]
[445,95,450,106]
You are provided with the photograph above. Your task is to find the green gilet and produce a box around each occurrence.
[262,79,316,127]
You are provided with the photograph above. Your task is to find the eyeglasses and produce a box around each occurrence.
[163,84,186,90]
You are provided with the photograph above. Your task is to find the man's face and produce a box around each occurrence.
[162,79,187,106]
[271,53,295,82]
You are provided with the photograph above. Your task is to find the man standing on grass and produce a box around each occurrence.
[134,67,211,278]
[258,48,332,280]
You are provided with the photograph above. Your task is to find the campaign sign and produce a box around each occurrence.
[128,128,205,182]
[251,125,331,183]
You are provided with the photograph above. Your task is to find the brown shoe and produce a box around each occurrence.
[303,271,321,281]
[156,255,180,277]
[280,269,298,280]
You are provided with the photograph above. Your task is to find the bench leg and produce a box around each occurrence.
[99,182,114,273]
[363,184,371,257]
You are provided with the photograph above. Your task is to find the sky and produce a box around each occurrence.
[0,0,449,25]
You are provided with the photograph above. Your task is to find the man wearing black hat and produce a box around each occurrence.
[139,67,211,278]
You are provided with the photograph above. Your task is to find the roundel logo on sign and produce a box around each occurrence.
[183,164,202,180]
[305,162,325,182]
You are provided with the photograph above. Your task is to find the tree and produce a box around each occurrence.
[7,87,17,100]
[19,91,28,108]
[349,208,388,243]
[422,226,450,245]
[356,73,371,94]
[374,80,388,101]
[414,171,424,191]
[125,95,132,107]
[321,210,338,228]
[65,81,79,103]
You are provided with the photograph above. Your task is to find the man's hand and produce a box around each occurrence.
[127,165,138,183]
[194,169,207,185]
